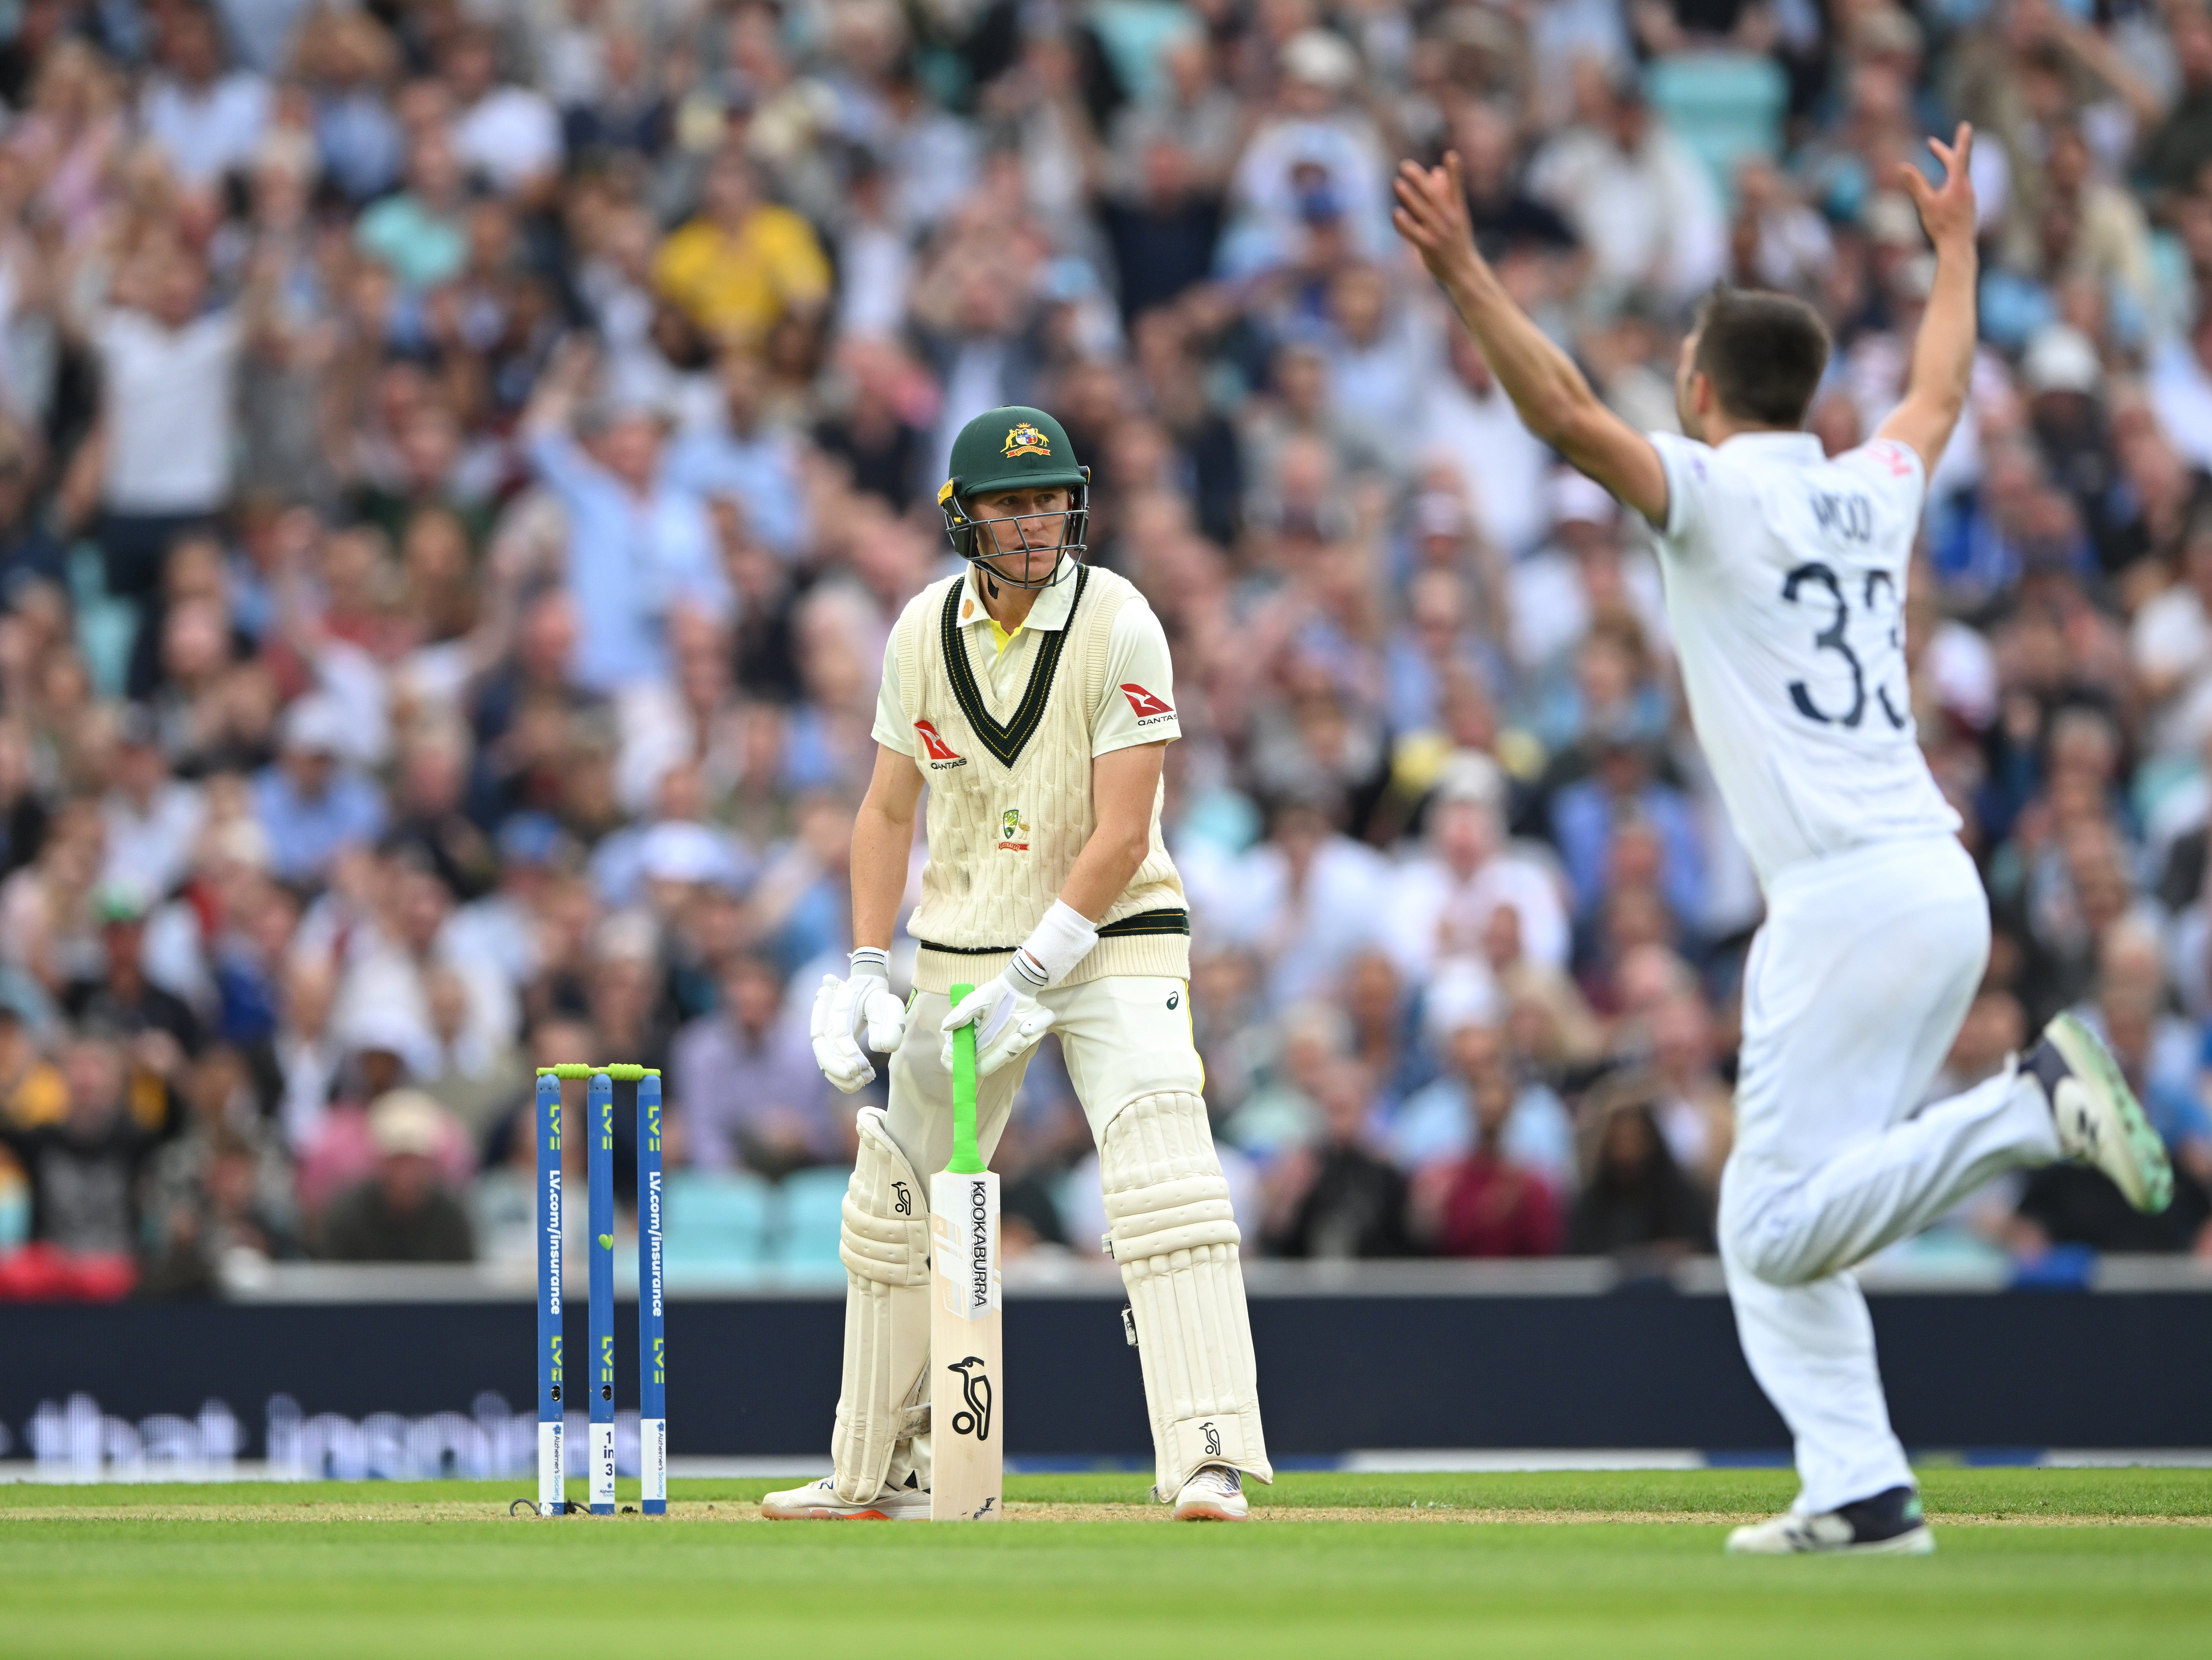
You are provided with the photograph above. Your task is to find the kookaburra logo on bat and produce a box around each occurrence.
[947,1356,992,1442]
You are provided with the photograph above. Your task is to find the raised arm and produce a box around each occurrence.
[520,334,597,441]
[1877,124,1979,475]
[1392,152,1668,524]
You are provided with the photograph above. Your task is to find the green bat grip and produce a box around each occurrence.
[947,981,984,1175]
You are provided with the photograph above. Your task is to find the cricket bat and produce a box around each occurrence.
[930,982,1003,1521]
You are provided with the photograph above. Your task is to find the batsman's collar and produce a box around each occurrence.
[959,561,1078,635]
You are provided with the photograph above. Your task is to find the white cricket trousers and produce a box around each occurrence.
[1719,834,2059,1513]
[881,975,1204,1172]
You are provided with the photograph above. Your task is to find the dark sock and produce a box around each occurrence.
[2025,1035,2071,1106]
[1833,1484,1925,1541]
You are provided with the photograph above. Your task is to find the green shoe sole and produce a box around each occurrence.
[2045,1012,2175,1215]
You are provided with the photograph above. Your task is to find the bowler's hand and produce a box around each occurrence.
[1900,123,1977,251]
[1392,152,1481,285]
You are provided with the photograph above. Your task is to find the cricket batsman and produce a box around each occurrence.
[760,406,1268,1522]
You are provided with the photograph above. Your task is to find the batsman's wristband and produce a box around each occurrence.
[1011,900,1099,990]
[850,947,891,981]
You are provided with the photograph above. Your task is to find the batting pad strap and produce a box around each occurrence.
[1170,1408,1254,1476]
[839,1108,930,1287]
[1103,1174,1240,1260]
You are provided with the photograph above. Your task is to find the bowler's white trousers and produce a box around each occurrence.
[1719,834,2059,1513]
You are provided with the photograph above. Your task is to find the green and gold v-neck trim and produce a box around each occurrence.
[938,564,1091,768]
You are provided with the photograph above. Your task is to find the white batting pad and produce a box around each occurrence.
[1101,1091,1272,1495]
[830,1108,933,1502]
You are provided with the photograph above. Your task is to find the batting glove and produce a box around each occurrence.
[810,950,909,1094]
[940,972,1056,1078]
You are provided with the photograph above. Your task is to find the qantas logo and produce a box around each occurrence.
[914,720,968,770]
[1119,683,1175,723]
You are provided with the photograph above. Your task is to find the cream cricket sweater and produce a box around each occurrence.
[892,565,1190,995]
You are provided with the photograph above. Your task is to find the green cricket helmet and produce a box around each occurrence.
[937,405,1091,589]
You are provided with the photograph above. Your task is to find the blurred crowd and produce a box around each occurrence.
[0,0,2210,1297]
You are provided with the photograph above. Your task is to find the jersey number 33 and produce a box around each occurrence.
[1778,487,1909,735]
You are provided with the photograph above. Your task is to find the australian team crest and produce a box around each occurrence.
[1001,422,1051,460]
[997,808,1030,852]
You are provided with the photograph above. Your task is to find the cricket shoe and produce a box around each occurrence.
[1172,1465,1248,1522]
[2028,1013,2174,1214]
[1725,1486,1934,1556]
[759,1476,930,1521]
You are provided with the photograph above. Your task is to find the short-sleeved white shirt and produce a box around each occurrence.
[872,564,1181,759]
[95,308,243,515]
[1647,430,1958,886]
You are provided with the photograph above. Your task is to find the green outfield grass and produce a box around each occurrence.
[1,1470,2206,1659]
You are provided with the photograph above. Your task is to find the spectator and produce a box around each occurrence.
[353,127,470,294]
[1195,797,1391,1012]
[1567,1083,1714,1259]
[99,705,205,899]
[294,8,404,201]
[1414,1047,1564,1259]
[1101,137,1224,324]
[1509,472,1669,677]
[652,151,830,351]
[443,27,563,201]
[2149,311,2212,476]
[1319,263,1433,461]
[1528,74,1725,308]
[0,1033,152,1255]
[522,341,728,694]
[79,244,250,600]
[1421,327,1552,560]
[1644,989,1734,1191]
[138,3,269,192]
[0,995,66,1126]
[669,955,833,1177]
[0,0,2201,1289]
[2140,6,2212,199]
[332,850,515,1072]
[1549,739,1707,933]
[250,696,387,883]
[663,347,810,558]
[140,1045,297,1294]
[415,964,529,1143]
[0,423,66,599]
[65,882,200,1095]
[1264,1058,1411,1259]
[1222,29,1392,277]
[2013,1153,2211,1256]
[1387,1016,1576,1189]
[319,1089,476,1261]
[2126,521,2212,755]
[385,725,498,904]
[1387,754,1572,981]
